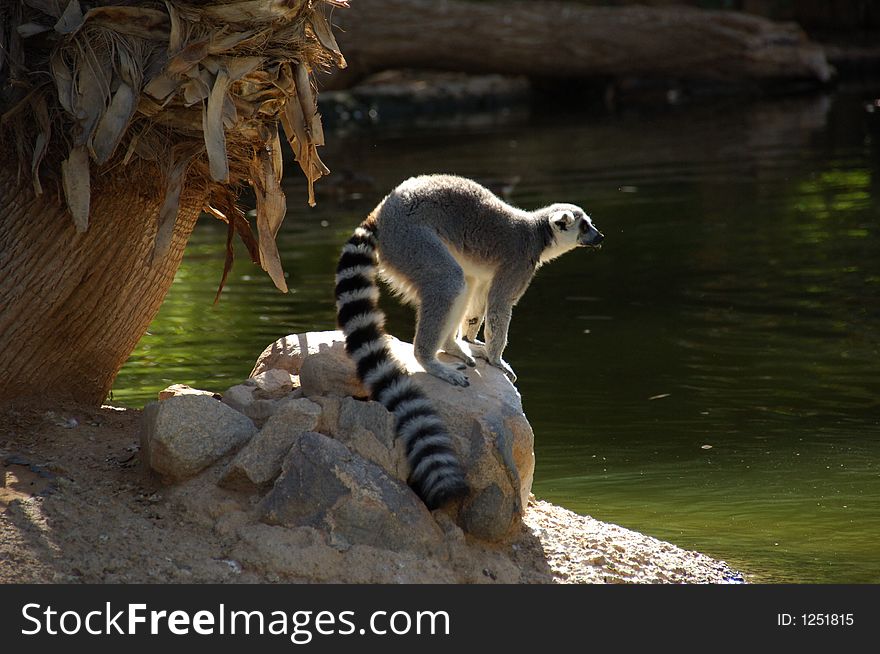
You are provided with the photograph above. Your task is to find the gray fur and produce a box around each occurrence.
[372,174,603,385]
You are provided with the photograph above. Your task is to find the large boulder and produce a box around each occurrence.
[298,340,366,399]
[250,330,350,378]
[259,431,444,556]
[140,395,256,481]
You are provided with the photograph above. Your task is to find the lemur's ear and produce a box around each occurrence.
[550,210,575,231]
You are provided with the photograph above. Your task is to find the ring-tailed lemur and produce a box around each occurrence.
[335,174,604,509]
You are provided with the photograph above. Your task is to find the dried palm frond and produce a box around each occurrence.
[0,0,348,292]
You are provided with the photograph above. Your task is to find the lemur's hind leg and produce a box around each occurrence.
[459,279,489,359]
[415,277,472,385]
[441,277,480,368]
[385,228,470,387]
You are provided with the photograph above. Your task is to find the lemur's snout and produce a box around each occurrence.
[587,231,605,247]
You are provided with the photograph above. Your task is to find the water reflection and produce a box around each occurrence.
[114,91,879,583]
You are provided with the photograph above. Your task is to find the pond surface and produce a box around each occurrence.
[113,91,880,583]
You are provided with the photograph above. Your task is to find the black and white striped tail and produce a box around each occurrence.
[335,220,469,510]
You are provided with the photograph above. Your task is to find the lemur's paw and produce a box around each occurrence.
[441,343,478,368]
[458,354,477,368]
[427,363,470,387]
[467,343,489,360]
[490,358,517,383]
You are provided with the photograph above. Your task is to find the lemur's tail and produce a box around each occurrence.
[334,218,469,509]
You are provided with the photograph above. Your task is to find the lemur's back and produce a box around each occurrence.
[373,175,535,269]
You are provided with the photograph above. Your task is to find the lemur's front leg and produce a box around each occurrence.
[482,307,516,382]
[478,273,530,383]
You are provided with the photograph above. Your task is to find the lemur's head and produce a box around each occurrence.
[545,204,604,254]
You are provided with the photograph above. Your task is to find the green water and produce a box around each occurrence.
[113,92,880,583]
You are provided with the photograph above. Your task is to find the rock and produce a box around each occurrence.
[260,431,444,555]
[459,481,517,541]
[298,340,366,398]
[140,395,256,481]
[290,331,533,540]
[150,329,536,544]
[158,384,219,401]
[250,330,349,378]
[310,395,342,435]
[221,382,289,427]
[221,382,256,413]
[250,369,296,398]
[219,398,322,491]
[314,396,407,480]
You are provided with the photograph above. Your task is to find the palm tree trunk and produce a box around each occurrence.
[0,152,206,406]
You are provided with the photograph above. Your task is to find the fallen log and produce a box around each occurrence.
[324,0,833,88]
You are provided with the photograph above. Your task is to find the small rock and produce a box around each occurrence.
[140,395,256,482]
[247,399,286,425]
[44,411,79,429]
[158,384,218,401]
[251,369,296,398]
[222,383,286,427]
[221,384,256,414]
[298,341,366,399]
[460,482,517,541]
[320,396,406,480]
[217,559,242,574]
[219,398,322,490]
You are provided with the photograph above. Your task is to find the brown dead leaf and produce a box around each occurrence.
[17,22,52,38]
[204,69,231,182]
[143,73,179,102]
[294,62,322,145]
[92,82,137,164]
[253,150,288,292]
[182,75,210,106]
[82,6,170,41]
[201,1,294,24]
[23,0,63,19]
[214,209,238,305]
[208,31,259,55]
[29,95,51,196]
[166,39,210,76]
[224,56,266,82]
[165,0,183,54]
[309,9,346,69]
[50,50,74,114]
[229,207,261,265]
[53,0,83,35]
[73,41,113,149]
[268,123,283,185]
[61,145,91,232]
[151,148,195,264]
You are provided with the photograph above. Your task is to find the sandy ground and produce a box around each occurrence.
[0,403,744,584]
